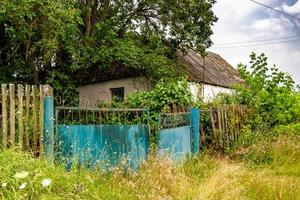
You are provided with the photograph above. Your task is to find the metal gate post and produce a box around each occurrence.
[191,108,200,155]
[43,86,54,160]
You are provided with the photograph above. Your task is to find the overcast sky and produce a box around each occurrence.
[208,0,300,84]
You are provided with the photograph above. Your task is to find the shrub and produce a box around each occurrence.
[217,53,300,130]
[99,77,193,113]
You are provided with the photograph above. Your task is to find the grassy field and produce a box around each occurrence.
[0,128,299,199]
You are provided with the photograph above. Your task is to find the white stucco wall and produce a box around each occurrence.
[79,78,233,107]
[189,82,232,102]
[203,84,232,102]
[189,82,202,101]
[78,77,150,107]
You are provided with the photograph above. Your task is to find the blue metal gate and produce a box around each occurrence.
[54,106,200,169]
[158,108,200,159]
[55,107,150,169]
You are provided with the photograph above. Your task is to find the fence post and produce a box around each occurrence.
[191,108,200,155]
[1,84,7,148]
[17,84,23,150]
[9,84,15,148]
[32,85,38,153]
[43,85,54,160]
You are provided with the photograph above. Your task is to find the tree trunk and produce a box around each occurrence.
[85,0,92,37]
[100,0,110,21]
[91,0,99,26]
[33,67,39,85]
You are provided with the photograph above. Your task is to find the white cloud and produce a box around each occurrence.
[251,17,295,33]
[208,0,300,84]
[282,1,300,14]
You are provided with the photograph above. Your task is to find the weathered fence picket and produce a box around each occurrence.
[32,85,38,153]
[1,84,7,148]
[18,84,23,148]
[39,85,44,154]
[25,85,30,150]
[9,84,15,147]
[0,84,53,155]
[209,105,248,151]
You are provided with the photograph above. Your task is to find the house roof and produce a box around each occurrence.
[79,64,144,85]
[80,50,243,88]
[178,50,244,88]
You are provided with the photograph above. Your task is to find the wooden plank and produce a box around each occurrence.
[9,84,15,148]
[224,107,229,149]
[39,85,44,155]
[220,107,225,150]
[17,84,24,149]
[200,122,205,149]
[233,105,237,143]
[229,105,235,145]
[24,85,30,150]
[217,107,222,150]
[1,84,8,148]
[32,85,38,154]
[210,109,217,145]
[237,105,241,139]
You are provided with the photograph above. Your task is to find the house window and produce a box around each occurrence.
[110,87,124,101]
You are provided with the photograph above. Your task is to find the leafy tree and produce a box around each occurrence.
[0,0,81,84]
[0,0,217,105]
[72,0,218,83]
[77,0,217,51]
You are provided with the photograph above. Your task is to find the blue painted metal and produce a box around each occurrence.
[158,126,191,159]
[56,125,149,169]
[43,96,54,160]
[191,108,200,155]
[158,108,200,159]
[54,106,200,168]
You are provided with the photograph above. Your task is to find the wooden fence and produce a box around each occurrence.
[0,84,52,155]
[208,105,248,151]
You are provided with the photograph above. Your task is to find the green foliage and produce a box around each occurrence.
[0,149,219,199]
[238,53,300,127]
[0,0,81,83]
[1,132,299,199]
[232,124,300,177]
[100,77,193,112]
[0,0,217,105]
[219,53,300,130]
[46,70,79,106]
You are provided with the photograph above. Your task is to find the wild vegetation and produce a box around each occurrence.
[0,0,217,105]
[0,51,299,199]
[98,77,193,112]
[0,123,299,199]
[216,53,300,130]
[1,0,300,197]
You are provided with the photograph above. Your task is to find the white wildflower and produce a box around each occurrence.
[19,182,27,190]
[1,182,7,188]
[41,178,52,187]
[14,171,29,179]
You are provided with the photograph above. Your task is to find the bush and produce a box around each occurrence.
[218,53,300,130]
[99,77,193,112]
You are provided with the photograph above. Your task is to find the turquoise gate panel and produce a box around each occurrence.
[56,124,149,169]
[158,126,191,159]
[158,108,200,159]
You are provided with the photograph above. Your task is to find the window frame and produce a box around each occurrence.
[110,87,125,101]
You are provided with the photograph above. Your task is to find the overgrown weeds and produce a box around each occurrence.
[1,127,299,199]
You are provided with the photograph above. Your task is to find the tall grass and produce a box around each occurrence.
[0,150,218,199]
[0,126,299,199]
